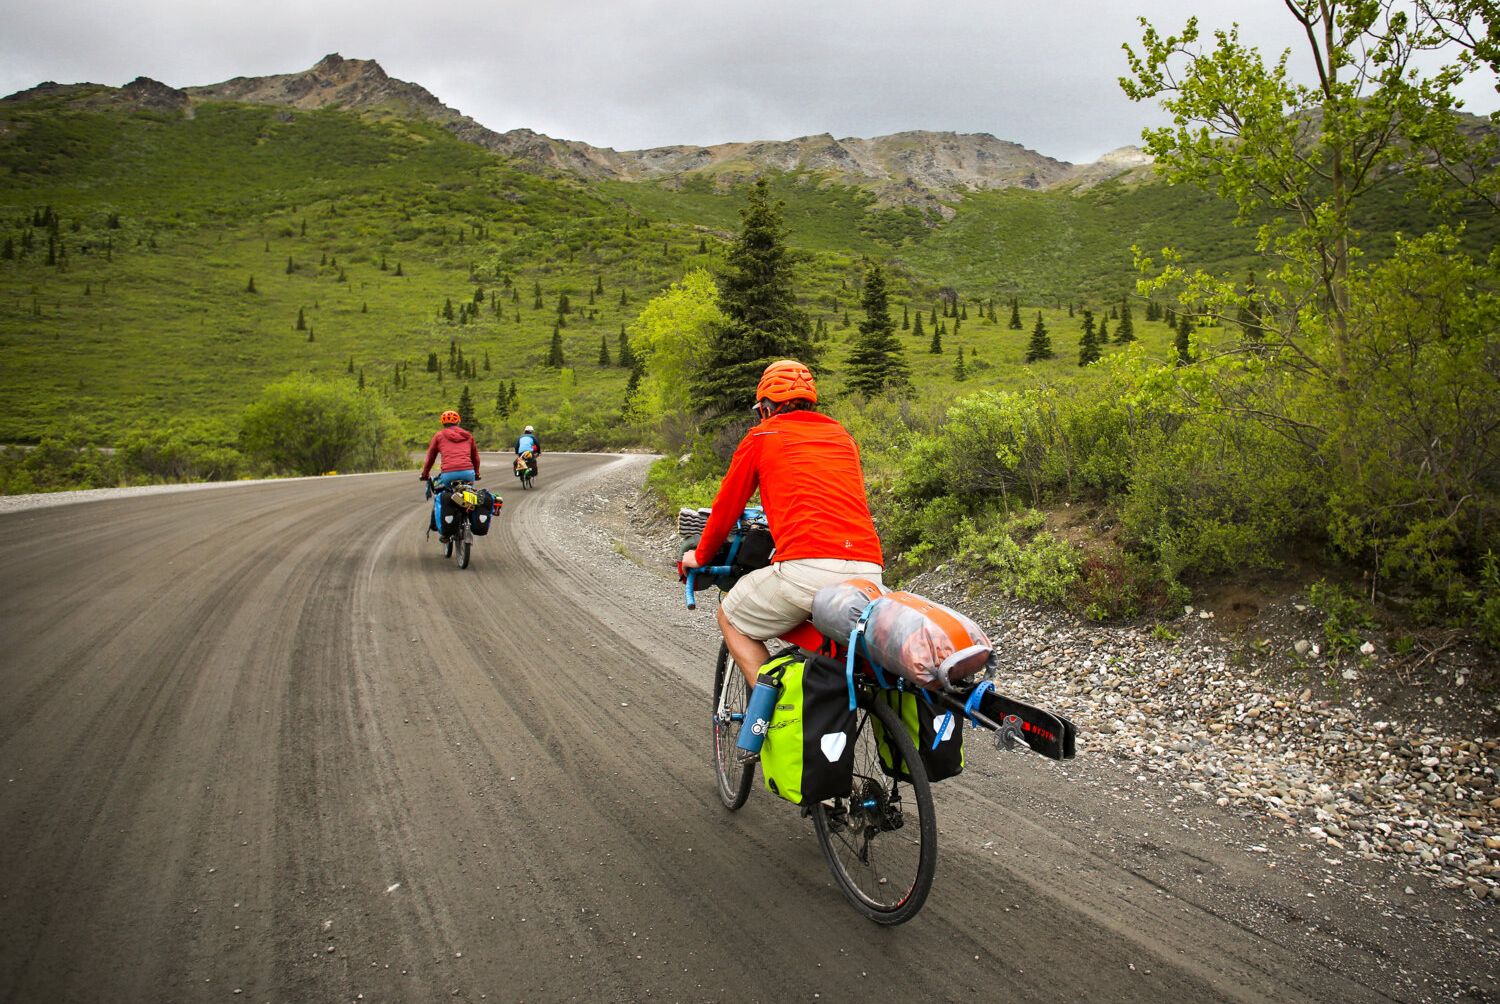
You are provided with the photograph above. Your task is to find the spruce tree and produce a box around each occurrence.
[347,356,354,374]
[930,305,938,327]
[286,255,295,275]
[547,324,565,367]
[1009,298,1022,329]
[395,262,404,276]
[484,351,491,372]
[496,381,510,418]
[1078,310,1101,366]
[698,236,708,254]
[1115,301,1136,343]
[427,352,438,372]
[691,177,814,428]
[247,276,257,293]
[929,323,943,354]
[1175,314,1193,366]
[358,368,365,391]
[507,380,518,411]
[618,325,636,369]
[954,346,967,381]
[458,385,479,434]
[902,304,909,330]
[845,263,909,397]
[1025,312,1053,362]
[912,311,925,340]
[598,334,611,366]
[296,307,306,331]
[1098,315,1109,341]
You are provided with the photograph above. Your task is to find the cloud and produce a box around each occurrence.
[3,0,1494,165]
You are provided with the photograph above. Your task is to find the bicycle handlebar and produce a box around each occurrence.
[683,566,735,611]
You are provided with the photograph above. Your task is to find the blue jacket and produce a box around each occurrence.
[516,434,540,454]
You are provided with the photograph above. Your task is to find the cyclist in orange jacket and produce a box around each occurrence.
[681,360,884,689]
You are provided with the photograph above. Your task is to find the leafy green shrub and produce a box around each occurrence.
[240,376,403,476]
[0,437,121,493]
[956,509,1080,604]
[1119,415,1312,585]
[1307,581,1373,657]
[1075,546,1171,621]
[118,419,243,482]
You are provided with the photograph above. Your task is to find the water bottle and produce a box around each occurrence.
[736,675,781,754]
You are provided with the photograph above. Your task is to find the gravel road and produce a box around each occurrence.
[0,453,1494,1003]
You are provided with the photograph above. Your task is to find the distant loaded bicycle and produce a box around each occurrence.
[679,506,1076,925]
[514,451,538,490]
[426,477,502,569]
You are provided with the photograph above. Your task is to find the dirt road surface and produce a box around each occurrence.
[1,454,1494,1003]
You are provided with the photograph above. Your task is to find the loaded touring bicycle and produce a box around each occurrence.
[679,506,1076,925]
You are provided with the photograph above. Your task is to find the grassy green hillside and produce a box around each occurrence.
[0,101,717,449]
[2,95,1483,460]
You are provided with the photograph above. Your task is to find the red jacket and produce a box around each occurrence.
[694,410,883,567]
[420,426,480,478]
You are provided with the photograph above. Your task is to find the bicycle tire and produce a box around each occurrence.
[442,537,454,559]
[711,641,755,811]
[458,540,471,569]
[810,693,937,925]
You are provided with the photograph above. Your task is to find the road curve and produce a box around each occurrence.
[0,454,1483,1002]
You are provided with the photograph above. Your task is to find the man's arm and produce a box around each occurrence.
[692,436,760,566]
[418,435,440,478]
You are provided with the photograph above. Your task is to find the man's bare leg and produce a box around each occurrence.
[717,604,769,690]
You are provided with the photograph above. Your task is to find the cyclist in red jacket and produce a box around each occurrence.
[682,360,884,689]
[419,409,480,538]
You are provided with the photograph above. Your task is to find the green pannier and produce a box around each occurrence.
[871,688,965,783]
[758,654,857,805]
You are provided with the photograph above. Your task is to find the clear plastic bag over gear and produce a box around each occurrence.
[811,579,994,691]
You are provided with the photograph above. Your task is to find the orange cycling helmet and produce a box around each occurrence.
[755,360,817,405]
[440,410,461,424]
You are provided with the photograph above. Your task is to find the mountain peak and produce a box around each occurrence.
[309,53,389,83]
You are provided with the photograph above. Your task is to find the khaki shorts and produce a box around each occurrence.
[720,558,884,641]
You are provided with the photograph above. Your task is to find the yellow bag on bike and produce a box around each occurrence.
[759,654,857,806]
[871,688,966,783]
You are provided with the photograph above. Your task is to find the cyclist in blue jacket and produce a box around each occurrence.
[514,424,541,478]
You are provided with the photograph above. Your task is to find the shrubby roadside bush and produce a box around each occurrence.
[0,437,121,494]
[118,419,243,482]
[240,376,404,476]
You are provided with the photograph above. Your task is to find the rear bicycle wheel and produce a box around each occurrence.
[458,540,472,568]
[711,641,755,810]
[810,694,937,925]
[442,537,454,559]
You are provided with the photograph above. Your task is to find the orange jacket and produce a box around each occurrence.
[694,410,883,567]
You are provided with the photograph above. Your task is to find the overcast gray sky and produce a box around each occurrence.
[3,0,1495,164]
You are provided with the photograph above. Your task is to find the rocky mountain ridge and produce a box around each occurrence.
[4,54,1154,197]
